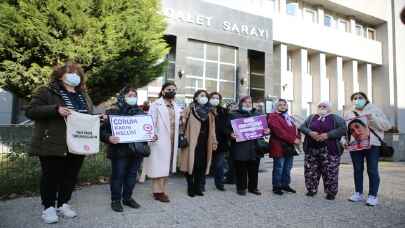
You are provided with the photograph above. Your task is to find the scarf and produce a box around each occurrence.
[280,111,294,127]
[116,92,142,116]
[191,102,211,121]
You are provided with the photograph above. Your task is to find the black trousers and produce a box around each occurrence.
[234,159,260,191]
[39,154,84,209]
[186,165,205,193]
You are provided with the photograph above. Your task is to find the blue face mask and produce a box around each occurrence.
[354,98,366,109]
[63,73,81,87]
[125,97,138,106]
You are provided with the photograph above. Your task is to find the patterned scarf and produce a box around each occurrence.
[191,102,211,121]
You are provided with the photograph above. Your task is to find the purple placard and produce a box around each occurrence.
[231,115,268,142]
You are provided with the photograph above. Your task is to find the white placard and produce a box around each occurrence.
[109,115,154,143]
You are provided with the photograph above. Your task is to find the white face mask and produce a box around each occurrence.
[125,97,138,106]
[319,109,328,116]
[209,98,220,106]
[242,106,252,112]
[63,73,81,87]
[198,96,208,105]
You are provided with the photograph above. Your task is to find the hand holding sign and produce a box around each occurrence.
[110,115,155,143]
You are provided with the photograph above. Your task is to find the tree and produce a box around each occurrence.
[0,0,169,104]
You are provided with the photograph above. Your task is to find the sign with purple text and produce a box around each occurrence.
[231,115,268,142]
[110,115,155,143]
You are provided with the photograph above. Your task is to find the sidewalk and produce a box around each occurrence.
[1,158,405,228]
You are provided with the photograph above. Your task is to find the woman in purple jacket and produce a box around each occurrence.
[299,101,346,200]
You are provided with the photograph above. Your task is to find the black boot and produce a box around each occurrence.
[273,187,284,195]
[282,186,297,193]
[111,200,123,212]
[123,198,141,209]
[186,175,195,197]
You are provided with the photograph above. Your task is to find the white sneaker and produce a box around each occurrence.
[41,207,58,224]
[57,204,78,218]
[366,195,378,206]
[349,192,364,202]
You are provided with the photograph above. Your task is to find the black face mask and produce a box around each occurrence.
[279,109,288,114]
[163,91,176,99]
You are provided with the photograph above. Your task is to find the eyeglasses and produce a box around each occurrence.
[318,105,328,108]
[165,88,176,92]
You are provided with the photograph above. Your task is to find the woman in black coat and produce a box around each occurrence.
[227,96,269,196]
[100,87,147,212]
[208,92,229,191]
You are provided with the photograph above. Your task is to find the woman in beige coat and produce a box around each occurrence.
[180,90,217,197]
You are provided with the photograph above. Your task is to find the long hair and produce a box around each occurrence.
[158,81,177,97]
[193,89,209,103]
[50,62,86,90]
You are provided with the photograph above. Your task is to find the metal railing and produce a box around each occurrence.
[0,125,110,197]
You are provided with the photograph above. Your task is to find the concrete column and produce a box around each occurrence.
[273,44,287,99]
[317,7,325,27]
[174,36,189,95]
[310,52,328,110]
[279,0,286,15]
[343,60,359,109]
[349,17,356,34]
[291,48,308,117]
[238,48,249,97]
[265,51,276,97]
[327,56,344,112]
[358,63,373,102]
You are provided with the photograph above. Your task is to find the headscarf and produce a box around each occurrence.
[238,95,255,114]
[116,87,142,115]
[275,98,293,126]
[317,101,332,122]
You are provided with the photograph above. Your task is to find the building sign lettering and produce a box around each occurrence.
[162,8,269,40]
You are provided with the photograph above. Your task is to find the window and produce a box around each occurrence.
[286,0,299,16]
[324,15,334,27]
[303,9,317,23]
[185,40,237,101]
[366,28,376,40]
[249,51,265,103]
[355,24,364,37]
[338,19,349,32]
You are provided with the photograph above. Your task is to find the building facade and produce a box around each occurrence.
[1,0,404,134]
[139,0,405,132]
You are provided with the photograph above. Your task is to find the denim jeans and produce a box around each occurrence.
[272,156,294,188]
[350,146,380,196]
[213,152,225,187]
[110,157,143,201]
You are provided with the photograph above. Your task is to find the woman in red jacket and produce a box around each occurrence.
[268,99,301,195]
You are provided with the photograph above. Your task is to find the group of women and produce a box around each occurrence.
[26,62,391,224]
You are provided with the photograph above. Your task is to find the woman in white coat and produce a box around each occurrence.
[144,82,181,203]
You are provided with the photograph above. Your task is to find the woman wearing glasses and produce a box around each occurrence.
[144,82,181,203]
[300,101,346,200]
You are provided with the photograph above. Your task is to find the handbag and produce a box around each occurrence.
[133,142,151,157]
[178,110,191,149]
[256,138,269,155]
[353,111,394,158]
[66,111,100,155]
[281,142,299,157]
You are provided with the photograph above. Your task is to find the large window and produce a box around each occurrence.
[324,15,334,27]
[286,0,299,16]
[303,8,317,23]
[355,24,364,37]
[249,51,265,103]
[367,28,376,40]
[185,40,237,101]
[338,19,349,32]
